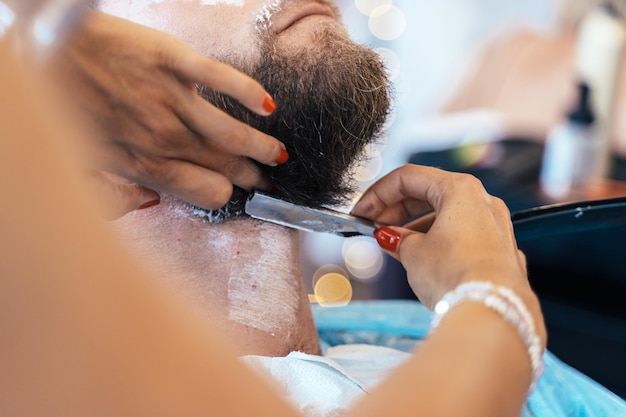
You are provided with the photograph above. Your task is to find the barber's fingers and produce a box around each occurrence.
[180,94,287,167]
[372,226,413,260]
[99,135,273,209]
[355,164,520,254]
[87,171,161,220]
[169,41,275,116]
[351,165,444,225]
[353,165,500,226]
[132,158,268,210]
[402,212,436,233]
[159,37,287,167]
[178,144,274,194]
[372,225,440,308]
[374,198,515,249]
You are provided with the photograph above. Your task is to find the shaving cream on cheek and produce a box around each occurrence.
[141,0,244,5]
[226,227,299,333]
[112,0,244,23]
[200,0,244,5]
[255,0,283,32]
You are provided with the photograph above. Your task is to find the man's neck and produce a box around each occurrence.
[112,197,320,356]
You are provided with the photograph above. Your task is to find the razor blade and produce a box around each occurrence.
[244,190,377,238]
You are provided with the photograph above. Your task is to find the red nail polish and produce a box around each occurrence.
[263,95,276,114]
[137,199,160,210]
[375,226,401,252]
[275,148,289,165]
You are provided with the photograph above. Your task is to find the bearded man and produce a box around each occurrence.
[85,2,391,414]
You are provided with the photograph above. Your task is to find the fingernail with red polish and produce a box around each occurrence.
[263,95,276,114]
[137,199,160,210]
[375,226,401,252]
[275,148,289,165]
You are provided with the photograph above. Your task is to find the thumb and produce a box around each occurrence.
[87,171,161,220]
[373,226,424,261]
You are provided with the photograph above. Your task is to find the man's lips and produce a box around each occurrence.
[272,2,337,34]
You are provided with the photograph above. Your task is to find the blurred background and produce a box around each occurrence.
[301,0,626,398]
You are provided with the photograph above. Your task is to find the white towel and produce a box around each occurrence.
[241,344,411,417]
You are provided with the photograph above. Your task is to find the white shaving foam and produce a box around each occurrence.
[226,227,299,333]
[133,0,243,7]
[199,0,244,6]
[255,0,283,32]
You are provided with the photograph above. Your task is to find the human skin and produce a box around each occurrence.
[101,0,373,356]
[1,2,546,416]
[2,35,545,415]
[49,6,288,212]
[112,196,321,357]
[75,0,360,211]
[94,0,343,60]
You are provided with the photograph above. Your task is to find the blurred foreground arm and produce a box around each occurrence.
[0,41,297,417]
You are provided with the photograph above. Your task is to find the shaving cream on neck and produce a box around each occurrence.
[225,222,300,334]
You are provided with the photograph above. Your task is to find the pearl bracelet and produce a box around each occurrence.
[430,281,544,393]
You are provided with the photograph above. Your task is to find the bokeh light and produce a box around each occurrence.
[310,265,353,307]
[342,237,384,279]
[368,4,406,41]
[451,141,504,169]
[374,47,401,81]
[33,18,55,46]
[354,0,392,17]
[389,68,412,105]
[354,145,383,182]
[302,232,345,266]
[382,108,397,132]
[0,2,15,37]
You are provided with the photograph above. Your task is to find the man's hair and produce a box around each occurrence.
[195,24,391,221]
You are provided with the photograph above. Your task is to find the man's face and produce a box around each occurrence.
[99,0,390,213]
[98,1,342,63]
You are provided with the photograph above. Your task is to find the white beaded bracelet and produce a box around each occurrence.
[430,281,544,393]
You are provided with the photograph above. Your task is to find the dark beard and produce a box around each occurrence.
[193,25,390,221]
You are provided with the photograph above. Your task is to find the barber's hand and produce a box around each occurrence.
[50,10,286,210]
[352,165,529,310]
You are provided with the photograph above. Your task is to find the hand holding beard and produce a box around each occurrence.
[49,9,288,214]
[195,25,390,221]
